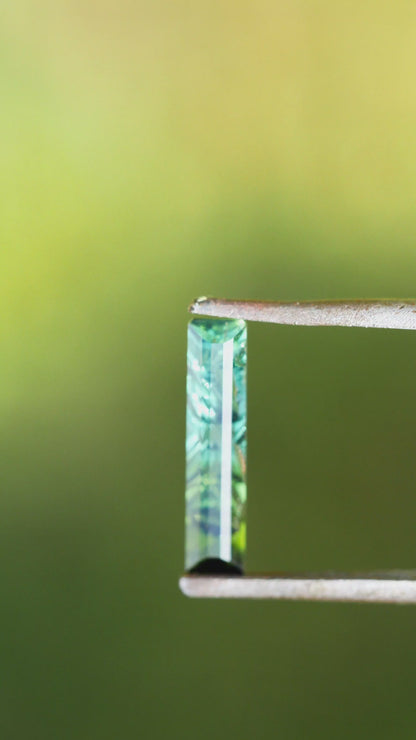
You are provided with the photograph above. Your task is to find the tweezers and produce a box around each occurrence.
[180,297,416,603]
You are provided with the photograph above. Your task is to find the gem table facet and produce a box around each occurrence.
[185,318,247,573]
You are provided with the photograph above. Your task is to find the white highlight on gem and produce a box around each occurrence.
[220,338,233,562]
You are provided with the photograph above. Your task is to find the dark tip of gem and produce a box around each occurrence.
[188,558,243,576]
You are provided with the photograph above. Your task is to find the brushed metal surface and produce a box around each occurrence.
[180,572,416,603]
[189,297,416,331]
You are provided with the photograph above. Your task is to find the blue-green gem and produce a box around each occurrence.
[185,318,247,573]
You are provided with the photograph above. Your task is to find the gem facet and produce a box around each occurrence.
[185,318,247,573]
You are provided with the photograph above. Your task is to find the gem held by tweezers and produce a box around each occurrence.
[185,318,247,574]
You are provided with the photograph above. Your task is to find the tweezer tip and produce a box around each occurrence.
[179,576,192,597]
[189,296,209,314]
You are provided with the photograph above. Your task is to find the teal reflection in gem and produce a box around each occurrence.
[185,318,247,573]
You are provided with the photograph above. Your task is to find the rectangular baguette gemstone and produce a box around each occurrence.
[185,318,247,573]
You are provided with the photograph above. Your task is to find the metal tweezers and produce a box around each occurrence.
[180,297,416,604]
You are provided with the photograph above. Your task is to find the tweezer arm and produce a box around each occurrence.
[190,297,416,331]
[180,573,416,604]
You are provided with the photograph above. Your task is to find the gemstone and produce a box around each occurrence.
[185,318,247,573]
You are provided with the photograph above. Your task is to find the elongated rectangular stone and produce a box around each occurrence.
[185,318,247,573]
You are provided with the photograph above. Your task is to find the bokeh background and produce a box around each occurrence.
[2,2,416,738]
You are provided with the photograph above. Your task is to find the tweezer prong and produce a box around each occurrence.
[179,572,416,603]
[189,297,416,331]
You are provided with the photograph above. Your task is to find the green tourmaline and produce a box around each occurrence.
[185,318,247,573]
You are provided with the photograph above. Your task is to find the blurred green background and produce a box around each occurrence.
[2,1,416,737]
